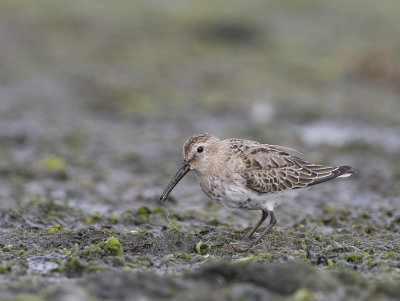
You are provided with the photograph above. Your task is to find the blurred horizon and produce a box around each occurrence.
[2,1,400,127]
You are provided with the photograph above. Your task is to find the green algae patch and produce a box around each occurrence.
[130,257,153,268]
[383,252,395,259]
[0,263,11,274]
[80,236,123,258]
[46,224,63,233]
[137,206,151,215]
[179,253,191,260]
[233,255,256,263]
[39,155,66,171]
[165,253,192,261]
[195,241,210,255]
[343,252,361,263]
[151,207,166,214]
[54,236,124,276]
[287,288,313,301]
[100,237,123,256]
[114,256,126,266]
[108,215,118,224]
[231,252,273,264]
[63,256,86,276]
[364,226,374,234]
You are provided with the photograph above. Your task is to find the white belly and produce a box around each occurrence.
[197,174,301,212]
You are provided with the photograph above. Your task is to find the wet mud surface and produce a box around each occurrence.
[1,1,400,300]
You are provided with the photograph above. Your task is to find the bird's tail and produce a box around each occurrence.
[307,165,355,187]
[337,165,356,178]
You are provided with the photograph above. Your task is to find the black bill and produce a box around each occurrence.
[160,160,191,201]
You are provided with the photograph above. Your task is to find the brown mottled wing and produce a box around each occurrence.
[230,142,352,193]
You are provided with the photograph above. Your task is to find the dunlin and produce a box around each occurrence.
[160,133,354,246]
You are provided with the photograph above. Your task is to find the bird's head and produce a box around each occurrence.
[182,133,221,172]
[160,133,222,201]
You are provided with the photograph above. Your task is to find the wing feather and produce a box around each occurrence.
[228,141,353,193]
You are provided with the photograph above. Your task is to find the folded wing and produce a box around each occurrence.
[232,143,353,193]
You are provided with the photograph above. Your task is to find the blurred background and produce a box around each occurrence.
[1,0,400,298]
[1,0,399,218]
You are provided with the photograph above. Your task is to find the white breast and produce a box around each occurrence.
[196,172,301,212]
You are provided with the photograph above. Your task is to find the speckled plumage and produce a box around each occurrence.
[161,133,354,247]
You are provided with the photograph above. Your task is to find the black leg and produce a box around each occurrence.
[240,210,268,241]
[253,210,277,245]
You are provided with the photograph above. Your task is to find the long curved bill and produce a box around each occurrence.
[160,160,191,201]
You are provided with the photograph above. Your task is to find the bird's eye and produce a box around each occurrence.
[197,146,204,153]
